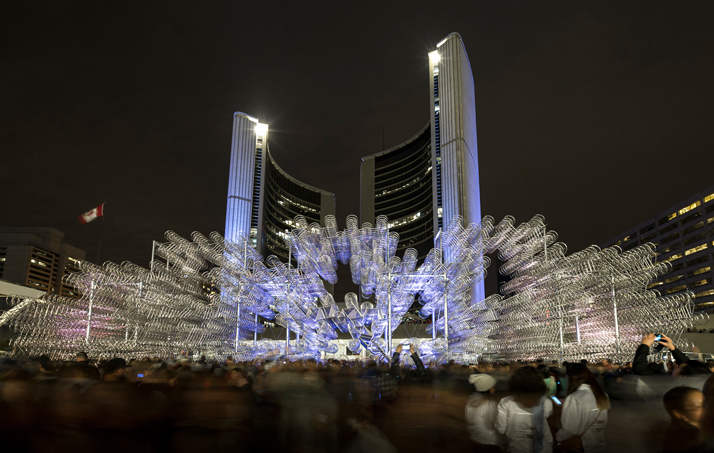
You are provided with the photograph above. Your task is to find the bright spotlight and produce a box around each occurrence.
[428,51,440,63]
[255,123,269,136]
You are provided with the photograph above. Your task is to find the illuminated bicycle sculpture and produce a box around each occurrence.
[0,214,703,363]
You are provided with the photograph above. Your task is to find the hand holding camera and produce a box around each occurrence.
[657,334,676,351]
[641,333,657,346]
[642,333,676,351]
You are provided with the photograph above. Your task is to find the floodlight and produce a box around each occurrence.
[255,123,269,136]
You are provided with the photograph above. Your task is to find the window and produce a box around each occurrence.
[661,232,680,245]
[648,281,663,289]
[664,274,684,284]
[671,263,685,272]
[663,253,682,263]
[687,256,709,267]
[685,243,708,256]
[640,233,657,244]
[660,212,678,225]
[26,279,48,289]
[640,224,655,234]
[681,211,703,225]
[704,193,714,203]
[623,234,635,243]
[688,266,711,278]
[692,278,712,288]
[683,221,705,235]
[659,223,678,235]
[666,284,687,294]
[696,289,714,298]
[660,243,680,254]
[683,232,707,246]
[679,201,701,215]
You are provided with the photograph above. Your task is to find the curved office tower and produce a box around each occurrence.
[225,112,335,262]
[361,124,435,259]
[361,32,484,302]
[262,154,335,261]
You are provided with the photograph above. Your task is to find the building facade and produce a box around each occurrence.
[225,112,336,263]
[602,185,714,310]
[360,33,484,301]
[0,227,85,298]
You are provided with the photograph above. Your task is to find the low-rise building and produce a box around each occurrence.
[602,185,714,309]
[0,227,85,298]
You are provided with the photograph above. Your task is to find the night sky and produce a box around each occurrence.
[2,1,714,297]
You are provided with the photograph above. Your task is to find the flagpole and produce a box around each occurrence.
[96,203,105,264]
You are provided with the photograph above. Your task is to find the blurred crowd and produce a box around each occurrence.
[1,335,714,453]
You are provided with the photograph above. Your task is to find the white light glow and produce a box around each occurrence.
[428,51,440,63]
[255,123,269,136]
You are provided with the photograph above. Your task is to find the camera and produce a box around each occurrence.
[654,334,665,352]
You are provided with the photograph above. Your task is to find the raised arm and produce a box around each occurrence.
[410,344,426,373]
[632,334,656,375]
[658,334,689,364]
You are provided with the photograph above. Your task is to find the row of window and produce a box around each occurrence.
[374,151,432,192]
[615,194,714,247]
[666,278,712,294]
[662,246,713,265]
[621,212,714,247]
[374,127,431,169]
[375,166,432,200]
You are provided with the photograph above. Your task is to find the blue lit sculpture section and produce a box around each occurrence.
[0,214,705,363]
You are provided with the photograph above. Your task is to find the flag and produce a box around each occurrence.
[78,203,104,224]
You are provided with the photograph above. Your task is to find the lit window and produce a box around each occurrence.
[690,266,712,278]
[647,281,663,289]
[692,278,712,288]
[684,243,708,256]
[704,193,714,203]
[664,275,683,284]
[666,284,687,294]
[679,201,701,215]
[696,289,714,298]
[660,244,680,254]
[437,207,443,218]
[623,235,634,243]
[663,253,682,263]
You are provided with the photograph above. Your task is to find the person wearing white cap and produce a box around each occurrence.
[465,373,506,452]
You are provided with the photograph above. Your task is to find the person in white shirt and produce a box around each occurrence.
[556,362,610,453]
[465,373,506,452]
[496,366,553,453]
